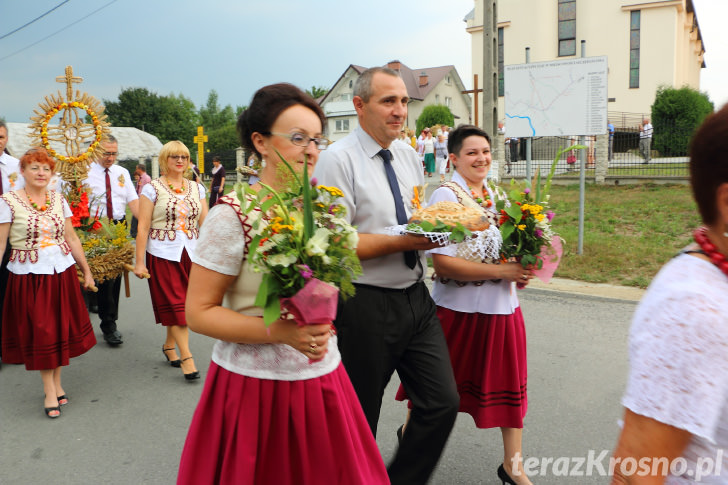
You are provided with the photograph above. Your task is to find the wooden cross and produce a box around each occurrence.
[56,65,83,101]
[462,74,484,126]
[194,126,208,173]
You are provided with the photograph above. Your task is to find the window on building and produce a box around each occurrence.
[446,75,452,85]
[335,119,350,132]
[349,80,353,88]
[558,0,576,56]
[435,94,440,104]
[630,10,640,88]
[445,97,452,108]
[498,27,504,96]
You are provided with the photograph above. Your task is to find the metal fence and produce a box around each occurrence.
[500,113,689,180]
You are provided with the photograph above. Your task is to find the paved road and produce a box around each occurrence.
[0,273,636,484]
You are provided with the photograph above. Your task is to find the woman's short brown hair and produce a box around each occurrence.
[20,147,56,171]
[690,105,728,224]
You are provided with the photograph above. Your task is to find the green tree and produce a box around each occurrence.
[305,86,328,99]
[158,93,199,144]
[416,105,454,135]
[207,124,240,152]
[652,85,713,156]
[103,87,198,144]
[199,90,236,133]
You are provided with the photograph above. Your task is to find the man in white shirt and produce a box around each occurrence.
[639,118,653,164]
[313,67,459,485]
[83,134,139,345]
[0,120,24,365]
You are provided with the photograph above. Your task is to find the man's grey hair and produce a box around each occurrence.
[354,67,402,102]
[0,119,7,133]
[102,133,117,144]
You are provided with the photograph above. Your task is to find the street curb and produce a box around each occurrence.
[527,277,645,302]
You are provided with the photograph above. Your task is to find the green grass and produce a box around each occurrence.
[554,163,689,178]
[547,184,700,287]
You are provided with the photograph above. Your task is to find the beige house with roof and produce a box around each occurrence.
[319,61,472,141]
[465,0,706,123]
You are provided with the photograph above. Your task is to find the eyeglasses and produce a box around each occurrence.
[264,132,330,150]
[102,151,118,157]
[169,155,190,161]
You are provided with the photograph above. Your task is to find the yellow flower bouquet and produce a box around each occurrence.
[237,153,362,326]
[496,144,582,283]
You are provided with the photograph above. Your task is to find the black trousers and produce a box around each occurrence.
[97,276,121,334]
[97,218,126,335]
[0,245,11,357]
[335,281,459,485]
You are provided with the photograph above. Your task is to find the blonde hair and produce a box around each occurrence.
[158,140,190,175]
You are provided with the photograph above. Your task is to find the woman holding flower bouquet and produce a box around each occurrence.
[133,141,208,381]
[178,83,388,484]
[395,125,534,485]
[0,147,96,418]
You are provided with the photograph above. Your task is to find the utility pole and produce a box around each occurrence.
[578,40,587,255]
[482,0,498,136]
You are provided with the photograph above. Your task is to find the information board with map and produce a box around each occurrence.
[504,56,608,137]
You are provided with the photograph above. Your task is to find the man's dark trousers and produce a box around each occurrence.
[335,281,459,484]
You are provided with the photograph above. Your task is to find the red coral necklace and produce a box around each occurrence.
[27,191,50,211]
[693,226,728,278]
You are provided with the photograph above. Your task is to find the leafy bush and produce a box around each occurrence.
[416,105,454,135]
[652,86,713,156]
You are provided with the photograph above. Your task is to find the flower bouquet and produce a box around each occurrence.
[63,183,134,283]
[237,152,362,327]
[496,144,582,283]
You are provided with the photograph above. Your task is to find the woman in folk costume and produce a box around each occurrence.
[178,83,388,485]
[395,125,534,485]
[133,141,208,381]
[0,147,96,418]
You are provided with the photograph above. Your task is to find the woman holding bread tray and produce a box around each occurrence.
[395,125,534,485]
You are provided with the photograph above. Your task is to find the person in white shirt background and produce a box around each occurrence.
[81,134,138,346]
[0,120,24,367]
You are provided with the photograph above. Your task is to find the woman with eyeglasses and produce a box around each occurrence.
[133,141,208,381]
[178,83,388,485]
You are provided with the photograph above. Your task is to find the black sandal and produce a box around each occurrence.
[44,406,61,419]
[181,357,200,381]
[57,394,69,406]
[162,346,182,367]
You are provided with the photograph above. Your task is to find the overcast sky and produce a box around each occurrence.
[1,0,725,125]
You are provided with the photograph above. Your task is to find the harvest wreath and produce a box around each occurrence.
[29,66,136,287]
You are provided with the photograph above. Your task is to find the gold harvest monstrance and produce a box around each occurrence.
[29,65,111,185]
[28,66,139,287]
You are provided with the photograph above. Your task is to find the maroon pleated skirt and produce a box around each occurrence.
[395,306,528,429]
[1,266,96,370]
[146,249,191,326]
[178,361,390,485]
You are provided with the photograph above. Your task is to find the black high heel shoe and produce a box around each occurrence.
[497,464,517,485]
[162,346,181,368]
[181,357,200,381]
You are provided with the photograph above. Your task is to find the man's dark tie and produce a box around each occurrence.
[379,149,416,269]
[105,168,114,220]
[0,171,4,195]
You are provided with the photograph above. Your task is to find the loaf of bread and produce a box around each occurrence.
[408,201,490,231]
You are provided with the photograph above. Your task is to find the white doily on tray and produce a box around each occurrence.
[385,224,502,261]
[455,225,502,262]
